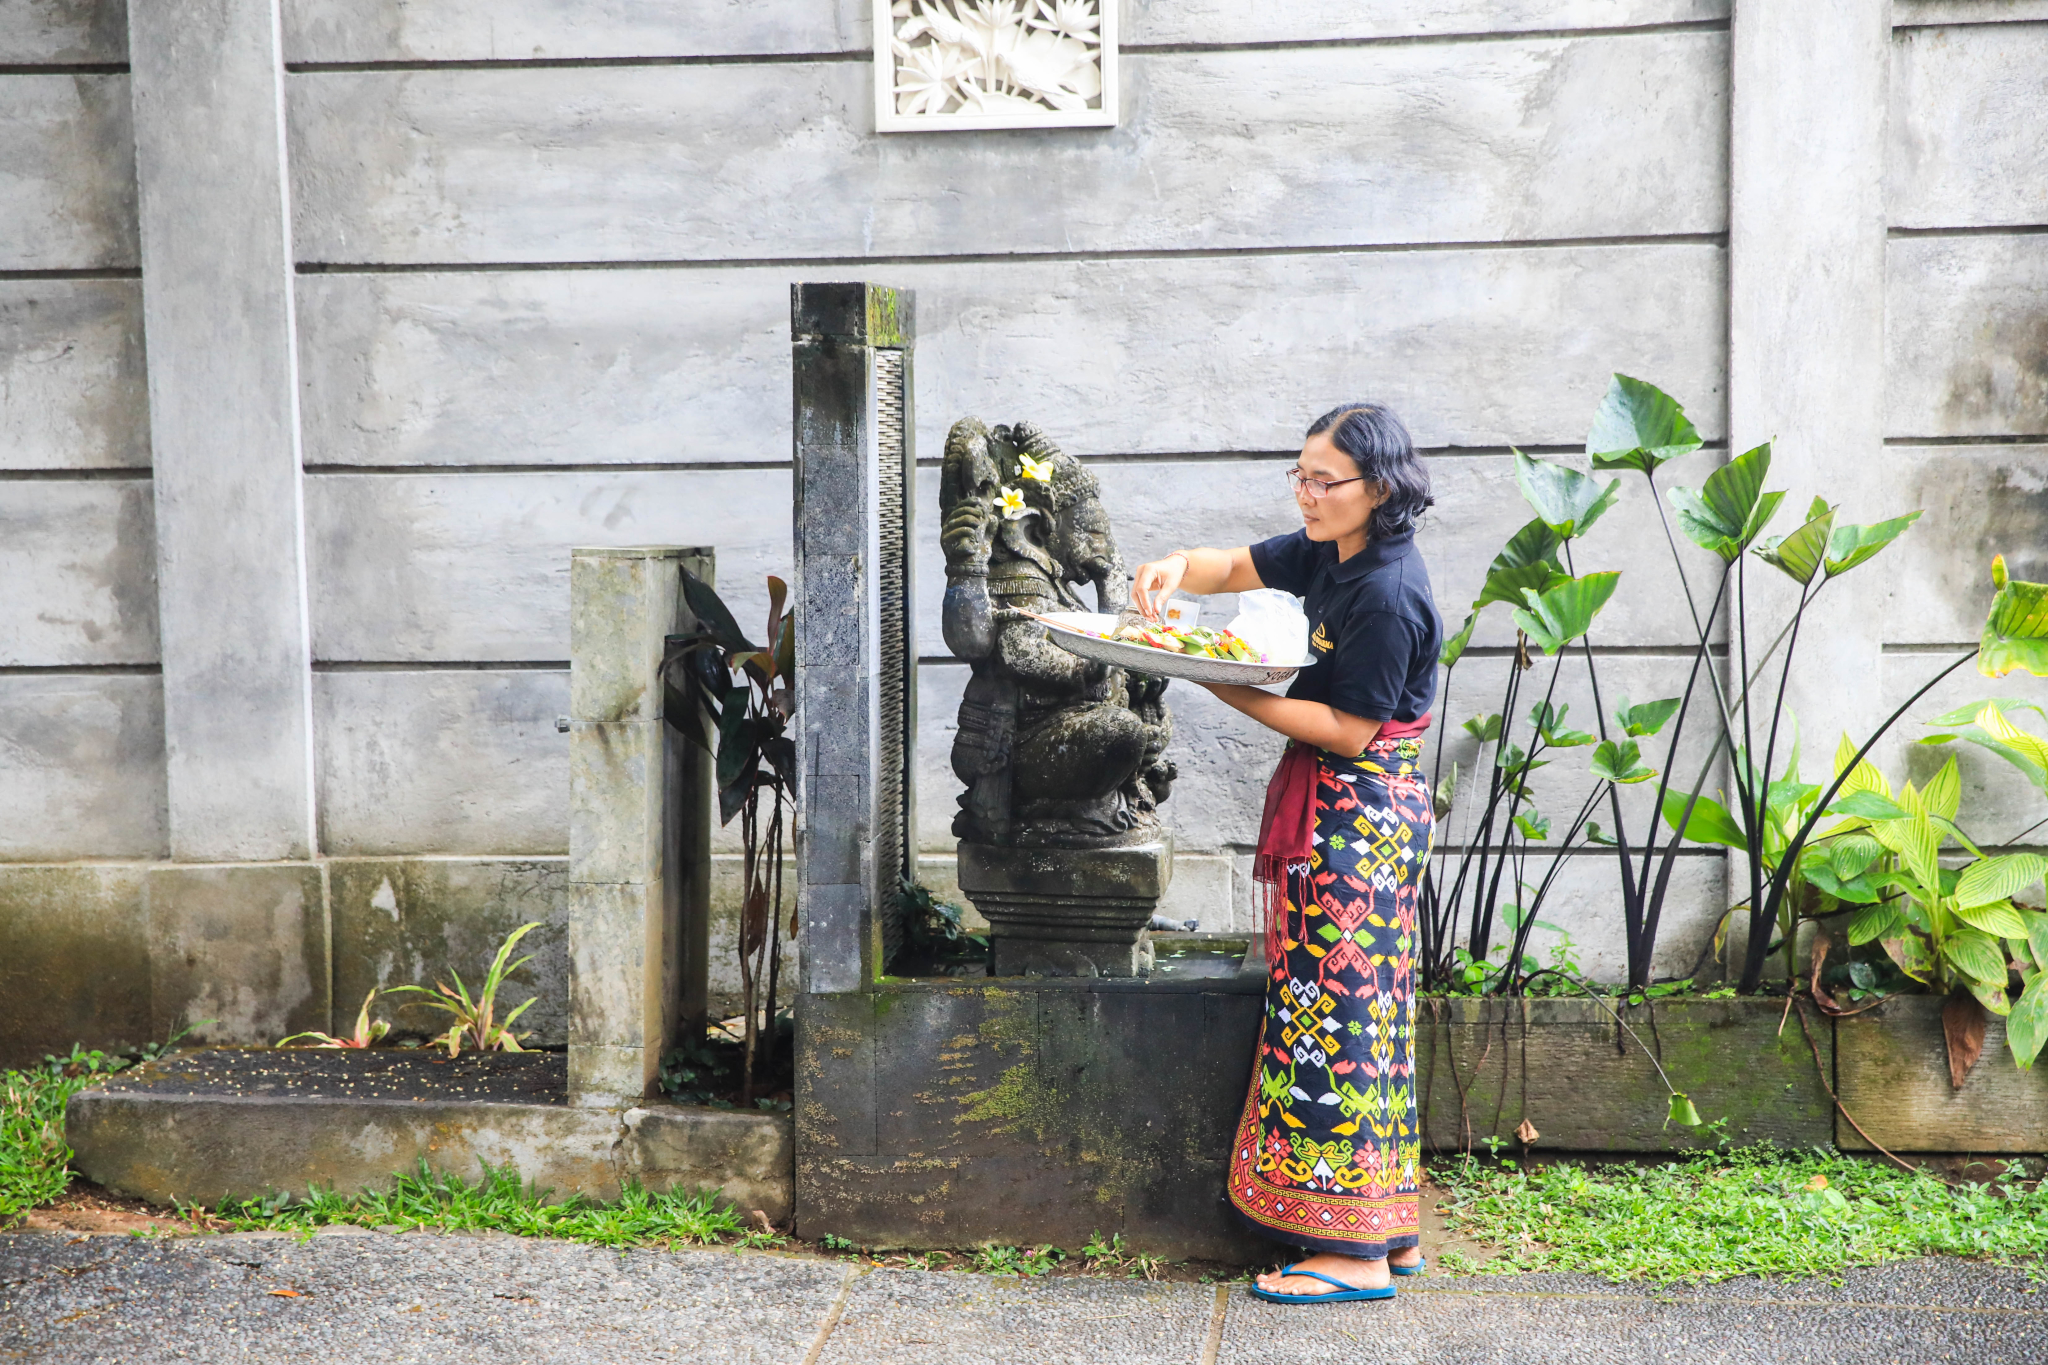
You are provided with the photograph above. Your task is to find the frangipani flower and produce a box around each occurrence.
[997,486,1030,519]
[1018,452,1054,483]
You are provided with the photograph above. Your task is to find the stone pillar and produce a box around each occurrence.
[791,283,916,994]
[127,0,317,861]
[126,0,332,1045]
[568,547,714,1107]
[1728,0,1893,739]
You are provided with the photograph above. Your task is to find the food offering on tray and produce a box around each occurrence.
[1080,621,1266,663]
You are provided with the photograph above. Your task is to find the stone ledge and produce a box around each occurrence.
[67,1052,791,1220]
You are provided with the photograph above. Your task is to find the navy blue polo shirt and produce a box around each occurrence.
[1247,527,1441,727]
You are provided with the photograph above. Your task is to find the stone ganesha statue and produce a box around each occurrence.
[939,417,1176,848]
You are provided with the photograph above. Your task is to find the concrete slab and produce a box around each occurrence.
[0,1230,850,1365]
[817,1268,1217,1365]
[66,1049,793,1220]
[3,1235,2045,1365]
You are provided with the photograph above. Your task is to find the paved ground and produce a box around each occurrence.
[3,1228,2044,1364]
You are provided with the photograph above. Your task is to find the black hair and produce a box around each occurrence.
[1304,403,1434,540]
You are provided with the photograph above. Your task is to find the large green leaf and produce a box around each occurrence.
[1829,790,1911,823]
[1590,738,1656,784]
[1614,695,1682,738]
[1926,697,2047,727]
[1832,833,1884,881]
[1474,519,1568,611]
[1660,789,1747,848]
[1824,511,1921,577]
[1921,754,1962,822]
[1950,897,2031,941]
[1478,561,1569,613]
[1586,373,1703,472]
[2028,908,2048,975]
[1441,610,1478,669]
[2006,973,2048,1069]
[1515,451,1620,541]
[1955,853,2048,911]
[1882,930,1935,983]
[681,569,760,653]
[1512,571,1621,655]
[1981,554,2048,678]
[1944,928,2010,988]
[1530,701,1594,748]
[1846,901,1904,945]
[1754,497,1835,586]
[1668,443,1783,561]
[1463,712,1503,743]
[1871,812,1941,895]
[1950,702,2048,799]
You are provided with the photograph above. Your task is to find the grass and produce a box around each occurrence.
[1,1067,94,1222]
[2,1046,145,1224]
[1435,1145,2048,1284]
[209,1161,766,1249]
[13,1040,2045,1286]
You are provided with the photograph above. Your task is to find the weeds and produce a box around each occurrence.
[3,1026,206,1223]
[1082,1230,1164,1279]
[383,922,543,1056]
[972,1243,1063,1276]
[277,990,390,1049]
[1437,1146,2048,1283]
[211,1160,755,1249]
[1,1068,86,1221]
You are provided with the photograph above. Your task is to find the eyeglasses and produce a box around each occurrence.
[1286,469,1368,499]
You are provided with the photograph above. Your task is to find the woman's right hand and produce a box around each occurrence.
[1131,553,1188,621]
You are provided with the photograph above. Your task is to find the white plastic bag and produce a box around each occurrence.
[1226,589,1310,665]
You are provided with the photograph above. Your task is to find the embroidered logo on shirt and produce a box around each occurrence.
[1310,621,1333,654]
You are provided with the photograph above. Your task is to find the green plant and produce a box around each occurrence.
[1815,753,2048,1074]
[897,878,989,960]
[657,1030,743,1107]
[384,921,543,1056]
[277,989,390,1049]
[821,1232,856,1252]
[2,1068,83,1222]
[211,1160,749,1248]
[664,571,795,1105]
[3,1021,210,1223]
[1436,1146,2048,1284]
[972,1243,1062,1276]
[1423,475,1650,989]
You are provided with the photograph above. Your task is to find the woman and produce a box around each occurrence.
[1133,404,1440,1304]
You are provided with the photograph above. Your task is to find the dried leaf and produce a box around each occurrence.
[1942,993,1989,1090]
[1808,928,1840,1012]
[268,1289,303,1298]
[1515,1118,1539,1146]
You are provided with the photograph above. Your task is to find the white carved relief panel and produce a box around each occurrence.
[874,0,1119,132]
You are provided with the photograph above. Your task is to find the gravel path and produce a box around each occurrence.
[4,1228,2044,1364]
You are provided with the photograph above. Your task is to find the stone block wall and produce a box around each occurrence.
[4,0,2048,1062]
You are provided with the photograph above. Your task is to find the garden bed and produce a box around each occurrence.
[64,1048,793,1218]
[1836,996,2048,1154]
[1415,996,1835,1153]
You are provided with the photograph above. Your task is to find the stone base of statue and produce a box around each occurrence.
[959,837,1174,978]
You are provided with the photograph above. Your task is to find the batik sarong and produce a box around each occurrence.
[1228,736,1433,1257]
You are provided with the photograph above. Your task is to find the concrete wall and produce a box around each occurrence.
[4,1,2047,1061]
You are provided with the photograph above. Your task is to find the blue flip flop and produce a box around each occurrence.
[1390,1255,1428,1276]
[1250,1265,1397,1305]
